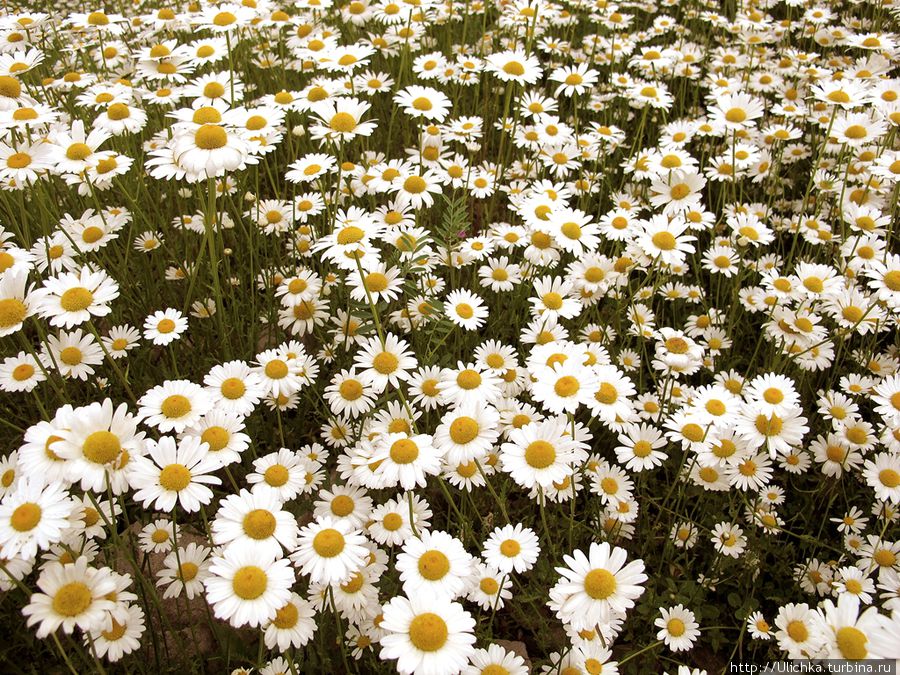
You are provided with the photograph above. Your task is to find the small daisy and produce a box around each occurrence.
[483,523,541,574]
[655,604,700,652]
[263,592,318,652]
[156,542,212,599]
[143,308,188,346]
[444,289,489,330]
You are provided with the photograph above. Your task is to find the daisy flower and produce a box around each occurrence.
[809,593,889,659]
[0,269,33,337]
[204,541,295,628]
[247,449,310,501]
[143,308,188,346]
[863,453,900,503]
[33,268,119,329]
[368,433,443,490]
[0,350,44,392]
[467,562,512,611]
[212,488,299,559]
[394,85,452,122]
[380,594,476,675]
[138,379,212,433]
[353,333,417,394]
[485,50,543,85]
[156,542,212,599]
[54,398,144,494]
[501,416,587,490]
[396,529,474,601]
[549,541,648,630]
[309,97,376,144]
[434,403,501,466]
[483,523,541,574]
[22,558,115,637]
[464,643,529,675]
[128,435,222,513]
[0,478,73,561]
[444,289,488,330]
[204,360,264,416]
[655,604,700,652]
[263,592,318,652]
[292,516,368,585]
[313,485,372,530]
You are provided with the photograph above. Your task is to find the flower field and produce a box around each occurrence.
[0,0,899,672]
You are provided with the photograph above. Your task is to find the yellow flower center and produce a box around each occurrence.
[652,231,677,251]
[159,463,191,491]
[404,176,427,193]
[372,352,399,374]
[418,550,450,580]
[264,464,289,487]
[194,124,227,150]
[383,512,403,531]
[161,394,191,419]
[524,440,555,469]
[449,417,478,444]
[584,568,617,599]
[83,430,121,464]
[554,375,579,397]
[835,626,867,660]
[243,509,277,539]
[408,612,448,652]
[10,502,41,532]
[0,298,26,328]
[265,359,289,379]
[220,377,245,399]
[52,582,93,616]
[390,439,419,464]
[232,565,267,599]
[312,528,345,557]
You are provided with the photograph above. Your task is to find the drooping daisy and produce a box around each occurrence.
[263,592,318,652]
